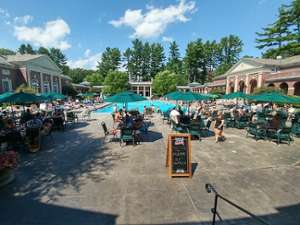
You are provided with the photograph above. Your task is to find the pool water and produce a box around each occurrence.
[95,100,175,113]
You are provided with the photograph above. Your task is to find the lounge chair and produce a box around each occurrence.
[268,127,293,145]
[235,116,249,129]
[187,123,201,141]
[246,122,266,140]
[162,111,170,124]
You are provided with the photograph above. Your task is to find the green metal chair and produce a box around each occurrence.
[246,122,267,140]
[187,123,201,141]
[292,122,300,137]
[224,112,235,128]
[171,120,186,133]
[162,111,170,124]
[235,116,249,129]
[271,127,293,145]
[120,127,135,147]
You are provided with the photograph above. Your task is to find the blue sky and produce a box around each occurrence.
[0,0,292,69]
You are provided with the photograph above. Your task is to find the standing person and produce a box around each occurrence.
[214,111,225,143]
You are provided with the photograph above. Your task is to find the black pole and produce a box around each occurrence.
[212,194,218,225]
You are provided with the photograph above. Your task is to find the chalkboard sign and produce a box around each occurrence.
[166,133,192,177]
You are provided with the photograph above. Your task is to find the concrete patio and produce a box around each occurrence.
[0,113,299,225]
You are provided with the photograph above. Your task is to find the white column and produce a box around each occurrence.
[59,77,62,93]
[257,74,263,88]
[225,78,230,94]
[143,86,146,97]
[40,73,44,93]
[27,69,31,88]
[234,75,238,92]
[149,85,152,97]
[50,75,53,92]
[245,74,249,94]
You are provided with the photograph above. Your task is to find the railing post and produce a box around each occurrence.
[212,194,218,225]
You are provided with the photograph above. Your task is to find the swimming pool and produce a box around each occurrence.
[95,100,175,113]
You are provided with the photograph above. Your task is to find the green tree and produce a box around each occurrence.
[48,48,69,74]
[97,47,121,78]
[166,41,182,75]
[152,70,186,96]
[67,68,95,83]
[256,1,300,58]
[85,72,104,86]
[18,44,36,54]
[0,48,16,55]
[37,47,50,55]
[62,84,78,97]
[150,43,165,78]
[103,71,129,94]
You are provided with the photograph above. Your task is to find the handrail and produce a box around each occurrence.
[205,183,270,225]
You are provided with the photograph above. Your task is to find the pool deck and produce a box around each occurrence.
[0,113,300,225]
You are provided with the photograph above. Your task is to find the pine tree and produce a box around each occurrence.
[150,43,165,79]
[166,41,182,75]
[97,47,121,78]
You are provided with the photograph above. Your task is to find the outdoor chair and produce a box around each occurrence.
[268,127,293,145]
[199,119,211,137]
[120,127,135,146]
[65,111,78,128]
[292,122,300,137]
[162,111,170,124]
[187,123,201,141]
[99,121,118,143]
[171,120,186,133]
[224,113,235,128]
[81,109,91,121]
[246,122,267,140]
[235,116,249,129]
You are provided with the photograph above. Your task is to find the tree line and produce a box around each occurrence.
[256,0,300,58]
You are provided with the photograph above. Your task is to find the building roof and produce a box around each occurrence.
[0,55,13,67]
[5,54,43,62]
[213,55,300,80]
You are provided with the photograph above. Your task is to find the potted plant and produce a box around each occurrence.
[0,151,18,187]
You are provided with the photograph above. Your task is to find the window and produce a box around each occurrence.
[2,69,10,75]
[2,78,12,92]
[44,82,50,93]
[271,67,279,72]
[52,82,59,93]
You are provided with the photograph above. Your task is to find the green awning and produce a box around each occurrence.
[222,92,249,99]
[248,92,297,104]
[0,92,40,104]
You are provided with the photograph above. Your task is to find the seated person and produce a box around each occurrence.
[21,109,33,124]
[170,107,180,125]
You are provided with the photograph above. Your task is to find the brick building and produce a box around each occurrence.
[178,56,300,96]
[0,54,71,94]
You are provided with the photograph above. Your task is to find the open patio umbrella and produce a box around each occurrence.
[166,91,210,102]
[164,91,183,100]
[77,92,97,97]
[222,92,249,99]
[0,92,40,104]
[248,92,297,104]
[0,92,13,101]
[104,91,146,103]
[38,92,66,101]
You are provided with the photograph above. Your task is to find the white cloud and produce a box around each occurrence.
[162,36,173,42]
[68,50,101,70]
[14,19,71,50]
[14,15,33,25]
[110,0,196,39]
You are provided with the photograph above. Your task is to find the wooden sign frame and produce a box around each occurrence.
[166,133,192,178]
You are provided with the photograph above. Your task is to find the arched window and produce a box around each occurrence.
[267,83,275,87]
[229,82,234,93]
[239,81,245,92]
[249,79,257,94]
[294,82,300,96]
[279,82,288,95]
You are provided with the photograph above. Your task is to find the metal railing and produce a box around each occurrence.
[205,183,270,225]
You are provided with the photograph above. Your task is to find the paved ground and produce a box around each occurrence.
[0,113,300,225]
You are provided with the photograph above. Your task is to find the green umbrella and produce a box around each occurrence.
[39,92,66,101]
[248,92,297,104]
[77,92,97,97]
[222,92,249,99]
[0,92,13,101]
[0,92,40,104]
[104,91,146,103]
[164,91,183,99]
[203,93,220,99]
[166,91,210,101]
